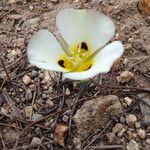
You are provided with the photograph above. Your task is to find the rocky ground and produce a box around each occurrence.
[0,0,150,150]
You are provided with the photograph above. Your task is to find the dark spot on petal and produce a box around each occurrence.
[81,42,88,50]
[58,60,65,68]
[84,65,92,71]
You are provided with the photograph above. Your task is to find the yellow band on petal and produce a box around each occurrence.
[58,42,94,72]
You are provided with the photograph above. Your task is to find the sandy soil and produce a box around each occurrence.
[0,0,150,149]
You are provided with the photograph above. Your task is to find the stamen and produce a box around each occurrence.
[86,44,107,62]
[78,43,82,53]
[58,42,93,72]
[57,35,73,56]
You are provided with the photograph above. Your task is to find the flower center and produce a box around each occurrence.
[58,42,94,72]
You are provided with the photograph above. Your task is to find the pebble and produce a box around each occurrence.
[24,106,32,118]
[141,114,150,126]
[106,132,115,143]
[3,127,19,142]
[126,114,137,126]
[73,95,122,138]
[29,84,36,91]
[45,118,54,127]
[31,70,38,77]
[1,107,8,114]
[146,139,150,144]
[8,0,22,4]
[9,14,22,20]
[126,140,139,150]
[127,130,133,140]
[139,93,150,116]
[16,38,25,48]
[25,89,32,100]
[123,58,129,65]
[26,17,40,26]
[46,99,54,108]
[62,115,69,122]
[138,0,150,15]
[112,123,123,134]
[117,71,134,83]
[73,137,81,150]
[8,0,16,4]
[137,129,146,139]
[132,133,137,138]
[22,75,31,85]
[124,97,132,106]
[117,128,126,137]
[30,137,41,147]
[65,88,70,96]
[29,5,34,11]
[32,114,43,122]
[135,122,141,128]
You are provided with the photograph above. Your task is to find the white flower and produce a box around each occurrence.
[27,8,124,80]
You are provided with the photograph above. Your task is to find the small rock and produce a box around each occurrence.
[45,118,54,127]
[24,106,32,118]
[25,89,32,100]
[146,139,150,144]
[26,17,40,26]
[8,14,22,20]
[112,123,123,134]
[106,132,115,143]
[123,58,129,65]
[137,129,146,139]
[30,137,41,147]
[120,116,126,123]
[117,128,126,137]
[137,93,150,126]
[62,115,69,122]
[1,107,8,114]
[29,5,34,11]
[46,99,54,108]
[127,130,133,140]
[53,124,68,147]
[65,88,70,96]
[16,38,25,48]
[142,114,150,126]
[3,128,19,142]
[29,84,36,91]
[22,75,31,85]
[73,137,81,150]
[74,95,122,138]
[126,140,139,150]
[139,93,150,115]
[31,70,38,77]
[124,97,132,106]
[126,114,137,126]
[117,71,134,83]
[43,70,52,84]
[8,0,22,4]
[32,114,43,122]
[138,0,150,15]
[135,122,141,128]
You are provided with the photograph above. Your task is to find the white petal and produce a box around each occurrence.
[56,8,115,51]
[63,41,124,80]
[27,29,67,72]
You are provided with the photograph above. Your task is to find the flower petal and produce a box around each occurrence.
[27,29,67,72]
[56,8,115,51]
[63,41,124,80]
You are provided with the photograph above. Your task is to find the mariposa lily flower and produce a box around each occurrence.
[27,8,124,80]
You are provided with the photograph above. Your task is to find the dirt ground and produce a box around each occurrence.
[0,0,150,150]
